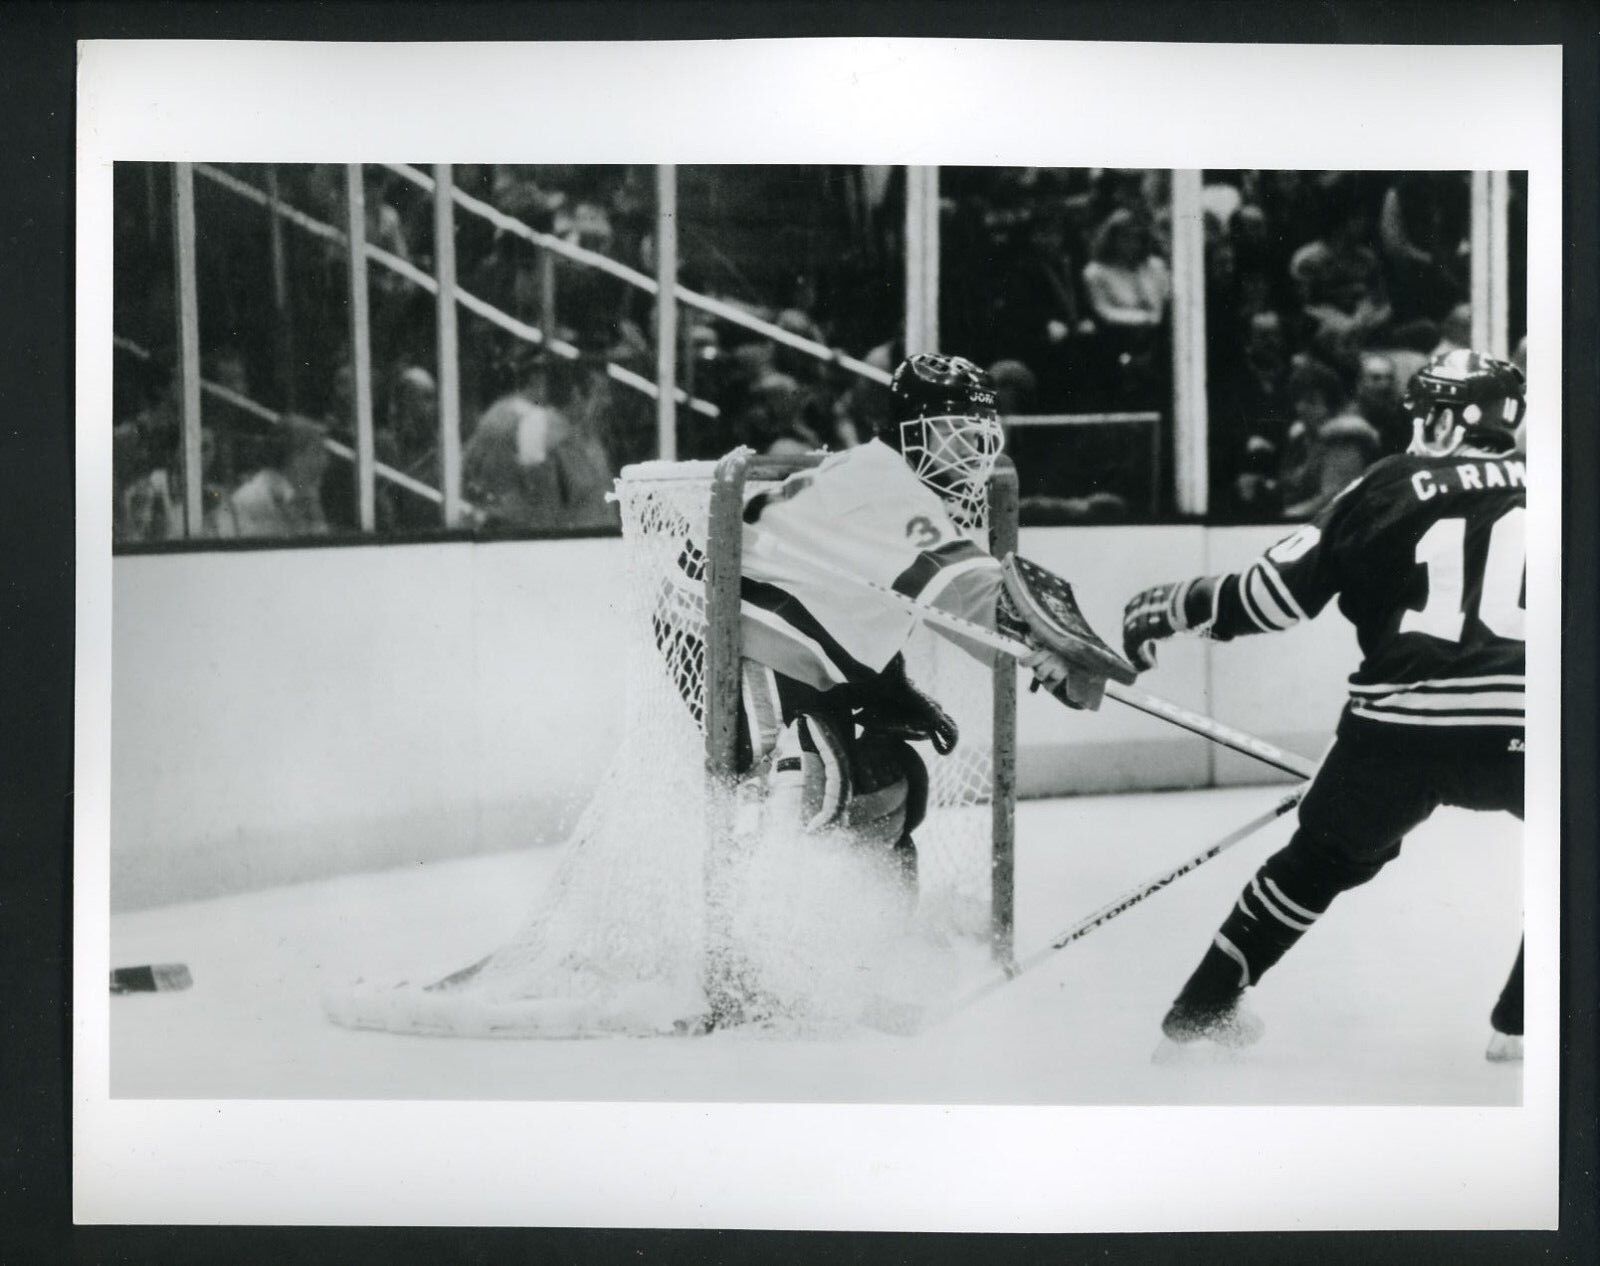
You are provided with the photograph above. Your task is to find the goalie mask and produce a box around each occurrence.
[1404,348,1525,458]
[884,353,1005,522]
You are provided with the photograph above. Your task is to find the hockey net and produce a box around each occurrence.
[326,451,1017,1038]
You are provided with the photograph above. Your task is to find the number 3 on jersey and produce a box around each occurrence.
[905,515,943,549]
[1401,507,1525,642]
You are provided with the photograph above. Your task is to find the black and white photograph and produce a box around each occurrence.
[72,38,1564,1232]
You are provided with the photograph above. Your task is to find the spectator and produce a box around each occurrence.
[112,421,145,542]
[1378,173,1469,321]
[554,199,629,351]
[988,358,1039,418]
[1236,312,1293,426]
[1201,180,1243,230]
[202,344,257,485]
[1229,434,1284,518]
[769,308,841,442]
[1431,302,1474,358]
[1082,209,1171,331]
[1277,362,1380,519]
[490,165,565,231]
[380,365,442,529]
[464,357,619,531]
[1253,169,1340,264]
[1213,311,1295,509]
[214,415,331,539]
[1280,411,1382,520]
[117,386,232,541]
[1375,318,1438,392]
[461,396,565,528]
[833,337,900,457]
[739,371,822,458]
[992,210,1094,407]
[1083,209,1171,407]
[1290,195,1391,352]
[1229,203,1295,322]
[529,352,623,526]
[1351,353,1409,454]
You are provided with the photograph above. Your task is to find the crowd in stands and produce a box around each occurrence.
[942,167,1526,519]
[111,165,1526,544]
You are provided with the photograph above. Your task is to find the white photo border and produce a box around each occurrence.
[74,38,1563,1231]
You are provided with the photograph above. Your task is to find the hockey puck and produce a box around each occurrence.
[110,963,193,994]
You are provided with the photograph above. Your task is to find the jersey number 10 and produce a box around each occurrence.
[1400,507,1526,643]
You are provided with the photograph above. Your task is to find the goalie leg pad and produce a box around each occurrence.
[843,736,928,848]
[768,719,928,850]
[999,553,1138,686]
[767,710,854,833]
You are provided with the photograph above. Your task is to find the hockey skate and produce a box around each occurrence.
[1151,991,1265,1065]
[1486,948,1523,1061]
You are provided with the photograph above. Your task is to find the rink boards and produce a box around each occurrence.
[109,524,1356,909]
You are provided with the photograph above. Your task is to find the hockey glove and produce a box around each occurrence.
[1121,577,1216,671]
[998,555,1137,686]
[855,655,959,756]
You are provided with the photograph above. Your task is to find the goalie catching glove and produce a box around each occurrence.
[997,553,1137,710]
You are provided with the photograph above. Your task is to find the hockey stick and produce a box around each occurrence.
[1100,684,1317,780]
[754,536,1319,781]
[910,786,1307,1033]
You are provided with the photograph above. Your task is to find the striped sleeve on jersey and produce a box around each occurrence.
[1207,517,1339,642]
[1234,559,1309,632]
[890,539,1004,628]
[1211,557,1320,638]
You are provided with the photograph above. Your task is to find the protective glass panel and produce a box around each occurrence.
[1201,170,1523,523]
[113,162,180,543]
[940,167,1172,522]
[451,164,651,531]
[674,165,904,461]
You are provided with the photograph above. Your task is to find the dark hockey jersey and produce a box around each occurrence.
[1204,451,1526,738]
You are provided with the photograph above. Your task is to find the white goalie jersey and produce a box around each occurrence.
[727,439,1004,693]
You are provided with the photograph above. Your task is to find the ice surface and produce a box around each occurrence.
[109,786,1523,1105]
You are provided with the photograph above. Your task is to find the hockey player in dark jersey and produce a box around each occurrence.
[1122,348,1527,1060]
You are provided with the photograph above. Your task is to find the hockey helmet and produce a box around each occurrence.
[883,353,1005,518]
[1404,348,1525,457]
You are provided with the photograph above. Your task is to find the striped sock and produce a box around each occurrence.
[1176,868,1331,1003]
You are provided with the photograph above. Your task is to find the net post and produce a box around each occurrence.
[702,448,751,1014]
[988,458,1020,967]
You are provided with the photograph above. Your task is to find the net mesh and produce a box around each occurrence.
[325,458,1005,1038]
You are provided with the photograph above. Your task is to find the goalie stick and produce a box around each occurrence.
[753,535,1319,781]
[904,786,1308,1034]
